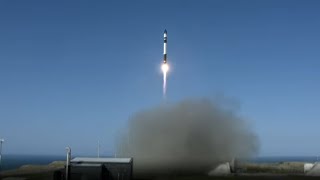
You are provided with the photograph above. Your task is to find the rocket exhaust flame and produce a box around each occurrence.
[162,63,169,97]
[163,71,166,97]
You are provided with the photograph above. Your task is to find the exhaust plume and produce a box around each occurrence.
[161,63,169,98]
[163,71,167,97]
[116,98,259,177]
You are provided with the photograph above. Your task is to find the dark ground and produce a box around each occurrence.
[2,174,320,180]
[1,161,319,180]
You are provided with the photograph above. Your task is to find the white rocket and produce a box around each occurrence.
[163,29,167,64]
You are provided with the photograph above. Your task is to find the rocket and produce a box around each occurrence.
[163,29,167,64]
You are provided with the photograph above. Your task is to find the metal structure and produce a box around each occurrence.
[163,29,167,64]
[68,157,133,180]
[65,147,71,180]
[71,157,133,180]
[97,141,100,158]
[0,138,4,172]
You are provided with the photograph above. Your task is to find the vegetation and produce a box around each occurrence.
[0,161,64,180]
[243,162,304,174]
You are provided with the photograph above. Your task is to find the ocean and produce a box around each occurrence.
[0,154,65,171]
[0,155,319,171]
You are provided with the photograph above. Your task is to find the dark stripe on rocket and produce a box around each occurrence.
[163,54,167,62]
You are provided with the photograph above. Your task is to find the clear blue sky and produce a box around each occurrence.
[1,0,320,156]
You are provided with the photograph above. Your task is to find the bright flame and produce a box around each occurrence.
[161,63,169,98]
[161,63,169,73]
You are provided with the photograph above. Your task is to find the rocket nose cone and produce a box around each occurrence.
[164,29,167,34]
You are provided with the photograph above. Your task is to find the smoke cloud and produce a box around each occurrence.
[116,98,259,177]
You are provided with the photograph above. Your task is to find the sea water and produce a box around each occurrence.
[0,154,65,170]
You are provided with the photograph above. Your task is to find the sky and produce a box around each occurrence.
[0,0,320,156]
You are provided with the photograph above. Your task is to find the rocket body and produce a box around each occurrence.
[163,29,167,64]
[161,29,169,97]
